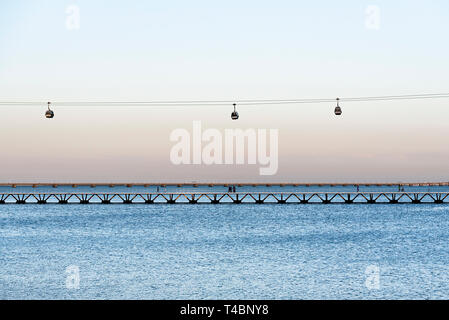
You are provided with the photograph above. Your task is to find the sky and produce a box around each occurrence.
[1,0,449,183]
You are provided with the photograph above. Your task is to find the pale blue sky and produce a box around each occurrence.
[0,1,449,182]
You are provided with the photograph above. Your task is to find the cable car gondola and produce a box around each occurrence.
[45,102,54,118]
[334,98,342,116]
[231,103,239,120]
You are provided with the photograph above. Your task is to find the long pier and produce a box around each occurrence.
[1,192,449,204]
[1,182,449,188]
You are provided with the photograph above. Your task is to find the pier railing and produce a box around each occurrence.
[1,192,449,204]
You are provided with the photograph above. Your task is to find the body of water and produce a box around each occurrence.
[1,198,448,299]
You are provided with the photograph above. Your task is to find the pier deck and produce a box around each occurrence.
[1,182,449,188]
[0,192,448,204]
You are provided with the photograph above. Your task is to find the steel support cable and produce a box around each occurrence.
[0,93,449,106]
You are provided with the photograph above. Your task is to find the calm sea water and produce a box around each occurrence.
[1,202,448,299]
